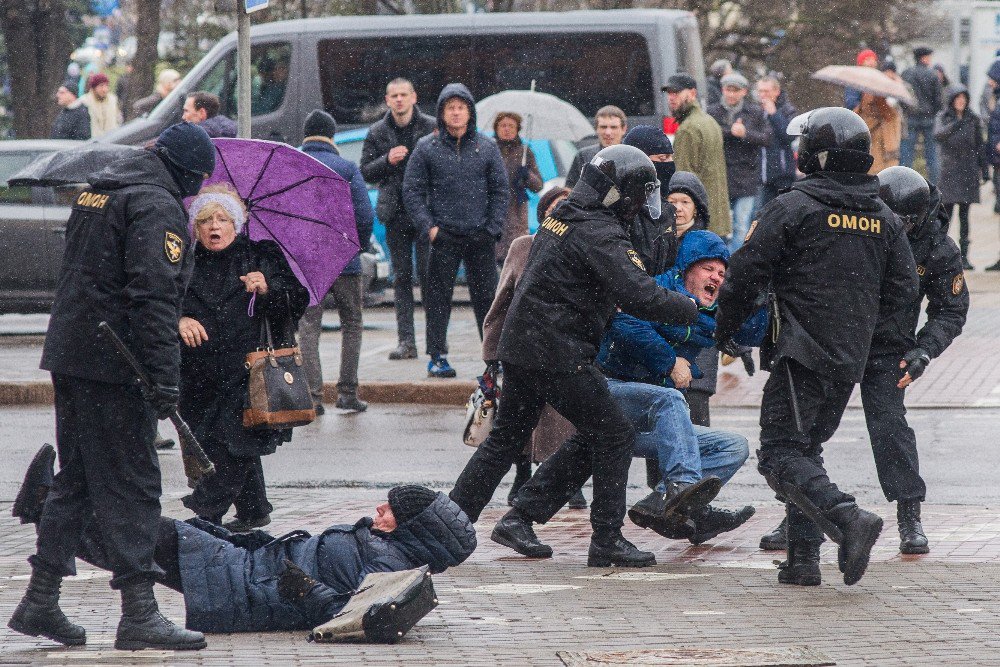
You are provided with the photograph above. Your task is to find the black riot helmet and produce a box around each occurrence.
[786,107,873,175]
[578,144,661,221]
[877,166,931,234]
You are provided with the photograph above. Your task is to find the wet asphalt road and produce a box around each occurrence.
[0,403,997,511]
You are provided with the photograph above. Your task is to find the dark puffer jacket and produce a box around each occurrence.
[402,83,509,238]
[177,492,476,633]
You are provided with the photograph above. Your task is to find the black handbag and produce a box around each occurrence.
[243,306,315,430]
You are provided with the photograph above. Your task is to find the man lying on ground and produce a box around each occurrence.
[13,447,476,636]
[596,230,766,542]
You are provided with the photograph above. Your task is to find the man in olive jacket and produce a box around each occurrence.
[664,74,733,239]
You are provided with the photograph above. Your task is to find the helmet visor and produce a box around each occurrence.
[644,180,662,219]
[786,111,812,136]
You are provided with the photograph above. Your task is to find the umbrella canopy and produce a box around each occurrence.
[476,90,594,142]
[8,143,142,187]
[812,65,916,106]
[198,138,359,306]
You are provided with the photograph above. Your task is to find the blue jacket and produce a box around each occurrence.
[597,231,766,387]
[402,83,509,239]
[300,139,375,275]
[177,492,476,633]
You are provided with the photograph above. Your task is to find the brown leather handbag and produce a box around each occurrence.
[243,315,315,430]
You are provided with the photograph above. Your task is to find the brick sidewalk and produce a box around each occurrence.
[3,492,1000,665]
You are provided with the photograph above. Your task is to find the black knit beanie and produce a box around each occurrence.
[303,109,337,139]
[387,485,438,526]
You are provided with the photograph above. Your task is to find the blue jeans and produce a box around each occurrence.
[727,195,757,252]
[606,379,749,487]
[900,120,939,184]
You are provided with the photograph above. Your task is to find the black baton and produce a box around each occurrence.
[97,321,215,486]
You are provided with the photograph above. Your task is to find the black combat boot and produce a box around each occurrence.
[828,503,884,586]
[777,541,822,586]
[688,505,756,545]
[628,492,694,538]
[759,516,787,551]
[897,499,930,555]
[7,565,86,646]
[588,530,656,568]
[12,444,55,525]
[490,512,552,558]
[507,457,532,507]
[627,477,721,529]
[115,579,206,651]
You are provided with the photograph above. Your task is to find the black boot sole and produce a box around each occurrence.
[8,616,86,647]
[759,534,788,551]
[777,568,822,586]
[114,638,207,651]
[841,515,884,586]
[490,526,552,559]
[663,477,723,519]
[12,444,55,524]
[899,541,930,555]
[587,552,656,568]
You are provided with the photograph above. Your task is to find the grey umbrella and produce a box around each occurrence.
[476,89,594,143]
[9,143,142,187]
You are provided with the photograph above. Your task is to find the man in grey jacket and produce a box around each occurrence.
[403,83,509,378]
[901,47,943,183]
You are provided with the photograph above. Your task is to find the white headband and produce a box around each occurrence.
[188,192,246,233]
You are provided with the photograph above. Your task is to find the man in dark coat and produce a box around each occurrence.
[901,47,943,183]
[706,71,773,251]
[9,123,215,651]
[565,105,629,188]
[755,75,798,208]
[361,78,437,361]
[298,110,375,413]
[450,145,698,568]
[402,83,509,379]
[13,468,475,635]
[51,82,91,140]
[716,107,918,588]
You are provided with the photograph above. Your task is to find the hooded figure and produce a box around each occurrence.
[597,230,765,389]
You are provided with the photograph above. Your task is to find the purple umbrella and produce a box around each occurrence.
[196,138,359,306]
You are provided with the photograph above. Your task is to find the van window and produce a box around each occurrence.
[318,32,654,125]
[674,19,703,78]
[192,42,292,119]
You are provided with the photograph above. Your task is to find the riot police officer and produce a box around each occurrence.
[450,145,698,567]
[8,122,215,650]
[715,107,919,587]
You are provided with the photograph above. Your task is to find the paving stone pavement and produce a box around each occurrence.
[3,491,1000,666]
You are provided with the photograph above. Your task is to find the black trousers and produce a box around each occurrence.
[757,359,855,514]
[76,516,183,593]
[425,230,498,357]
[33,374,162,588]
[183,437,273,524]
[946,203,971,258]
[860,357,926,502]
[385,219,429,346]
[687,389,712,427]
[450,362,635,533]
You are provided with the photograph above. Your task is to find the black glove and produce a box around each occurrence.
[277,559,317,602]
[142,384,179,420]
[901,347,930,382]
[717,338,755,376]
[738,349,756,377]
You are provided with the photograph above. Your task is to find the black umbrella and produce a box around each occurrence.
[8,143,142,187]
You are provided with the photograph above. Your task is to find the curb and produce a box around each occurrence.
[0,380,477,407]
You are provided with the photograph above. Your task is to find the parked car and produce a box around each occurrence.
[0,140,387,314]
[100,9,706,147]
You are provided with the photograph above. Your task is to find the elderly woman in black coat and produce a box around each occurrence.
[179,184,309,530]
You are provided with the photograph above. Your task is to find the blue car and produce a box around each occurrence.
[334,128,579,282]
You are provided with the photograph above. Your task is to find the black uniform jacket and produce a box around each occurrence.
[179,236,308,457]
[629,203,679,278]
[496,181,699,372]
[716,171,918,384]
[41,151,193,388]
[869,187,969,361]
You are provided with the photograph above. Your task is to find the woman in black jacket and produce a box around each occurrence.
[935,85,988,269]
[179,185,309,530]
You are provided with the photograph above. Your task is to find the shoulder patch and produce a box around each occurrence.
[626,248,645,271]
[824,211,885,238]
[745,219,758,242]
[164,231,184,264]
[952,273,965,295]
[539,215,570,238]
[916,265,926,276]
[72,190,110,214]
